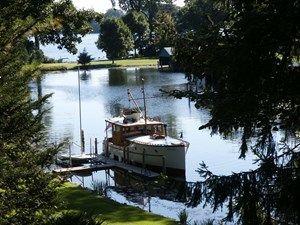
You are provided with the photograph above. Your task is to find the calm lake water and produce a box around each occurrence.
[40,33,106,62]
[32,68,258,222]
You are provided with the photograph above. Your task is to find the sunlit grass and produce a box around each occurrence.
[40,58,158,71]
[57,182,177,225]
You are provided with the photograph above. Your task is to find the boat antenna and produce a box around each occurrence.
[141,77,147,133]
[78,66,84,154]
[127,89,144,117]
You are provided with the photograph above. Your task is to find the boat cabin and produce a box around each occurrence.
[105,112,167,146]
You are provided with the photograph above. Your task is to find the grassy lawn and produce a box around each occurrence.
[40,58,158,72]
[57,182,177,225]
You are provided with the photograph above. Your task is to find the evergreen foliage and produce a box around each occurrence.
[170,0,300,224]
[0,1,99,224]
[77,48,94,68]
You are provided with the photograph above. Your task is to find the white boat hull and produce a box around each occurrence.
[104,141,186,176]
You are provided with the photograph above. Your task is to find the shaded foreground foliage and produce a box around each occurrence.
[0,0,99,224]
[170,0,300,224]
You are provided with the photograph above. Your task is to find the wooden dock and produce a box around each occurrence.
[53,164,112,174]
[53,155,160,178]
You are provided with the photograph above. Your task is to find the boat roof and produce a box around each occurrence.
[106,117,164,127]
[126,135,184,146]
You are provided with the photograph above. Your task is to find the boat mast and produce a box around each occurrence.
[78,67,84,154]
[127,89,144,117]
[141,78,147,133]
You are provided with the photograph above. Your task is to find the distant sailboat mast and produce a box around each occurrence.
[77,67,84,154]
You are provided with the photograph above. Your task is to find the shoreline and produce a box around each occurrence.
[40,58,158,72]
[58,182,177,225]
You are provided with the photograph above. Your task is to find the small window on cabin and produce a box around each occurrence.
[115,126,120,132]
[130,126,135,131]
[158,125,162,132]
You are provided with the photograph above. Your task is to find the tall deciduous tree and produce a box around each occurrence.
[32,0,100,55]
[153,11,177,50]
[114,0,174,55]
[122,11,149,56]
[96,19,134,63]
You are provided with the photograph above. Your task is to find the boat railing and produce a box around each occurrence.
[127,150,164,158]
[173,138,190,152]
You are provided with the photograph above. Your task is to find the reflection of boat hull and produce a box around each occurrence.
[113,169,187,202]
[105,140,186,177]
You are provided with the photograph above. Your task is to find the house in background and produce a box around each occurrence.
[158,47,173,71]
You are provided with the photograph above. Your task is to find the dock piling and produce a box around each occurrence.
[162,156,166,174]
[69,144,72,167]
[95,138,98,155]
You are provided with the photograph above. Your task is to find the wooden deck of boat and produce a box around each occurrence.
[53,155,160,178]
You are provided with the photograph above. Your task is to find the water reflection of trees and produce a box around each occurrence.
[80,70,91,81]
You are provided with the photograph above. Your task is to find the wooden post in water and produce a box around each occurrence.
[89,138,92,155]
[69,144,72,167]
[142,149,146,171]
[127,148,130,164]
[94,138,98,155]
[81,130,85,154]
[123,148,126,163]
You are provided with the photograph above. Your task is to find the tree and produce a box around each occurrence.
[96,18,134,63]
[153,11,177,50]
[122,11,149,56]
[114,0,174,56]
[78,48,94,68]
[169,0,300,224]
[104,8,124,19]
[0,0,97,224]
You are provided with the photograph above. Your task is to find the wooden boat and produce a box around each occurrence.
[102,88,189,177]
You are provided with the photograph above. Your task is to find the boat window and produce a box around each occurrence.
[158,125,162,132]
[130,126,135,131]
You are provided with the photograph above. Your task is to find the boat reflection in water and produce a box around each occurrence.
[111,169,189,205]
[71,167,189,213]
